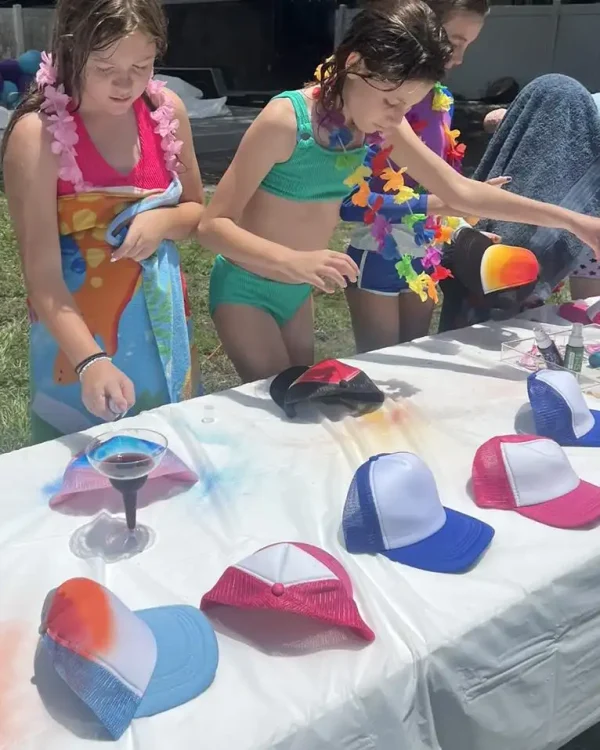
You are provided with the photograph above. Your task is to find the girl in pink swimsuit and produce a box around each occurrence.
[3,0,205,443]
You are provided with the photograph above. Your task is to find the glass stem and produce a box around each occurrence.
[122,490,137,531]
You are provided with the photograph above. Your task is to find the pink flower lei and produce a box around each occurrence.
[35,52,183,192]
[146,78,184,173]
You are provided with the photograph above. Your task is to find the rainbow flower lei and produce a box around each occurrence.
[315,64,463,303]
[35,52,183,192]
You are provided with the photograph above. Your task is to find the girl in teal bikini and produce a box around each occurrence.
[200,0,447,383]
[200,0,600,385]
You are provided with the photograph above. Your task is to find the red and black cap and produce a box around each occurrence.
[270,359,384,418]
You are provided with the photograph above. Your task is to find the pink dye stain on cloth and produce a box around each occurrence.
[348,400,438,457]
[0,621,31,747]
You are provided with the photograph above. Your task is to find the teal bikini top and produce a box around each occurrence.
[259,90,367,203]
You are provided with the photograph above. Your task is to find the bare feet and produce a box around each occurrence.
[483,108,507,134]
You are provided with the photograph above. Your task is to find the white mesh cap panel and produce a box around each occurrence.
[98,588,158,696]
[48,581,158,698]
[235,543,338,586]
[501,438,580,507]
[536,370,594,439]
[370,453,446,549]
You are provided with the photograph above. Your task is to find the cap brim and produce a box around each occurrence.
[570,409,600,447]
[134,605,218,718]
[516,479,600,528]
[446,230,539,296]
[269,366,309,414]
[381,507,495,573]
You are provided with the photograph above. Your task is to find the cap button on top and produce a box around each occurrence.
[271,582,285,597]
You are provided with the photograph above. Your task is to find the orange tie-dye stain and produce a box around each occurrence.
[347,399,439,458]
[46,578,114,658]
[52,193,143,386]
[359,400,410,431]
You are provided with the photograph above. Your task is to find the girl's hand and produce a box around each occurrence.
[112,212,167,263]
[80,359,136,421]
[483,108,507,134]
[285,250,359,292]
[486,176,511,189]
[569,214,600,261]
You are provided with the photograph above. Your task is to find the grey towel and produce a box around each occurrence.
[474,73,600,293]
[440,74,600,331]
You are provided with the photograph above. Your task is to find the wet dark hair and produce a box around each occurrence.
[426,0,490,20]
[2,0,167,160]
[318,0,453,115]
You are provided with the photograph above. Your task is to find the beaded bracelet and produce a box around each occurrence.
[75,352,110,379]
[78,356,111,379]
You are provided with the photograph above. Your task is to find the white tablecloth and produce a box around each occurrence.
[3,304,600,750]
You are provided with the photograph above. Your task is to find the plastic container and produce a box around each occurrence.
[500,324,600,396]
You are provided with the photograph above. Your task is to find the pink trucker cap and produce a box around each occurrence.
[200,542,375,642]
[472,434,600,528]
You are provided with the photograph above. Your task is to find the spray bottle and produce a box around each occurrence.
[564,323,585,374]
[533,327,563,370]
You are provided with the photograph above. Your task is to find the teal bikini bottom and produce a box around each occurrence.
[209,255,312,327]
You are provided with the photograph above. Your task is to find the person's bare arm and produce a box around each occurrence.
[198,99,300,271]
[197,98,358,290]
[157,90,205,239]
[112,91,204,261]
[5,114,104,366]
[4,113,134,417]
[426,177,511,219]
[386,119,600,257]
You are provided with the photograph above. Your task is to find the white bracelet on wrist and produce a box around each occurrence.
[78,355,111,380]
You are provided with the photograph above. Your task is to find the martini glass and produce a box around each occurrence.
[84,428,167,557]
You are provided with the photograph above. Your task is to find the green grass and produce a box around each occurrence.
[0,198,360,454]
[0,195,569,455]
[0,194,30,454]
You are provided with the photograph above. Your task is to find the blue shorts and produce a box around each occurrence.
[346,246,425,295]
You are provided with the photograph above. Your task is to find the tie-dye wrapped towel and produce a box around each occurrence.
[30,179,200,443]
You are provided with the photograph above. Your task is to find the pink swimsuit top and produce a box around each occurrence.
[57,97,172,196]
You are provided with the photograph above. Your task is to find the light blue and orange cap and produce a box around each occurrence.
[40,578,219,740]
